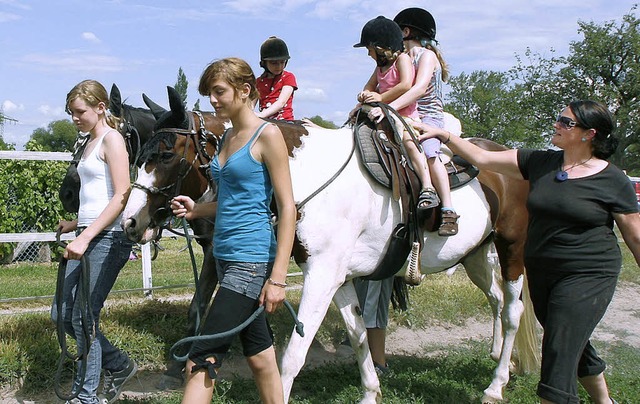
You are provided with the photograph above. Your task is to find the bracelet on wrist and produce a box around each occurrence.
[267,278,288,288]
[442,132,452,145]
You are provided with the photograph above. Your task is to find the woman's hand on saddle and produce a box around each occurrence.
[410,121,445,142]
[171,195,195,220]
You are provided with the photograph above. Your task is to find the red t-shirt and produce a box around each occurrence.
[257,70,297,120]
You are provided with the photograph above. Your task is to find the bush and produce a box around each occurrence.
[0,150,73,262]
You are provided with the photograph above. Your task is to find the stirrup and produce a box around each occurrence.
[403,241,424,286]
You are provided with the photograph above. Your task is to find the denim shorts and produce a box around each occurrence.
[216,260,273,300]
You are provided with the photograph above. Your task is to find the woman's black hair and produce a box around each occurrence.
[570,100,618,159]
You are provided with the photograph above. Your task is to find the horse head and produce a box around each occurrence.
[122,86,225,243]
[58,84,156,213]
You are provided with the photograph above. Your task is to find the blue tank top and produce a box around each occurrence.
[210,122,276,262]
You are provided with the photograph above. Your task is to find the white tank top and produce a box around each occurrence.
[77,130,122,231]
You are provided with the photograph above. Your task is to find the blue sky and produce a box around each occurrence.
[0,0,636,149]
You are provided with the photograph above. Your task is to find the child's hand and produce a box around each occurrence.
[358,90,382,103]
[367,107,384,123]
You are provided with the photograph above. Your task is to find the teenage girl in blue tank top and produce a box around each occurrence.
[171,57,296,404]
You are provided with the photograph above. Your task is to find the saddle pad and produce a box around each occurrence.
[354,124,391,188]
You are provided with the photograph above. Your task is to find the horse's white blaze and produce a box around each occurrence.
[122,163,157,243]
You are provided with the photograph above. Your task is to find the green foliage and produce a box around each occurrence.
[27,119,77,152]
[0,157,71,261]
[174,67,189,108]
[446,5,640,173]
[305,115,338,129]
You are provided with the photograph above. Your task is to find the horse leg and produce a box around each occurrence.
[333,281,382,404]
[461,243,504,361]
[280,256,380,403]
[481,275,524,403]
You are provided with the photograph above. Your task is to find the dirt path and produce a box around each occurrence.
[3,283,639,403]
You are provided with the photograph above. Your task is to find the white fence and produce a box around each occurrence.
[0,151,154,299]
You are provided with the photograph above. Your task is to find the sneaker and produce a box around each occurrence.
[438,210,460,237]
[374,362,390,378]
[99,360,138,403]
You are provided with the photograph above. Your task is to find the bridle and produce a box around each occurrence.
[131,111,218,232]
[120,108,144,170]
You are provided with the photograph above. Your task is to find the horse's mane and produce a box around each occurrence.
[122,104,155,129]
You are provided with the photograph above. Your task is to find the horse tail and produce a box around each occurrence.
[513,270,541,374]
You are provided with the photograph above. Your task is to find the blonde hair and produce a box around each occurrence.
[373,45,403,64]
[424,42,450,82]
[65,79,120,129]
[198,57,259,104]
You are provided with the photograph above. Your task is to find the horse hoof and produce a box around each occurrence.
[481,391,502,403]
[156,374,184,390]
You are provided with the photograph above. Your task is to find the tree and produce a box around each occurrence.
[562,6,640,171]
[445,6,640,173]
[306,115,338,129]
[193,99,201,111]
[27,119,78,152]
[175,67,188,108]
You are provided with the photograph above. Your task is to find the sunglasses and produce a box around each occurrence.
[556,115,581,130]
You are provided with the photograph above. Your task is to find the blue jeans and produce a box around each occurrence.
[51,230,132,403]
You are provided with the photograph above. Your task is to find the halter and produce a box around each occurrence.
[132,111,218,231]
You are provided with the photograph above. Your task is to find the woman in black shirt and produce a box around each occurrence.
[412,100,640,404]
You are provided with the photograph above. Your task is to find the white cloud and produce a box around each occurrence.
[2,100,23,112]
[296,87,327,102]
[0,11,20,22]
[81,32,101,44]
[37,105,65,117]
[19,51,125,73]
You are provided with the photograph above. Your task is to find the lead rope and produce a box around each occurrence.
[169,213,304,362]
[54,229,96,401]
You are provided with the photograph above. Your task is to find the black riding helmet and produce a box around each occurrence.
[353,16,404,52]
[260,36,290,68]
[393,7,437,41]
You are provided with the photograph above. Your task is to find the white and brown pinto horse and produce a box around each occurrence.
[122,87,539,403]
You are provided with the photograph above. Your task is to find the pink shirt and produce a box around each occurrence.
[377,60,418,119]
[257,70,298,120]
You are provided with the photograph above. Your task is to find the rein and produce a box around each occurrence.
[53,229,96,401]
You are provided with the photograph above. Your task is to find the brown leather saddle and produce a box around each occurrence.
[352,105,479,281]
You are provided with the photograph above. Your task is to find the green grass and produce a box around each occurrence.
[1,239,639,402]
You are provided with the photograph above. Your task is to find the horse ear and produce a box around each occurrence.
[167,86,186,115]
[110,83,123,118]
[143,93,168,120]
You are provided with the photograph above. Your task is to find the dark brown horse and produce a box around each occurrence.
[122,86,539,402]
